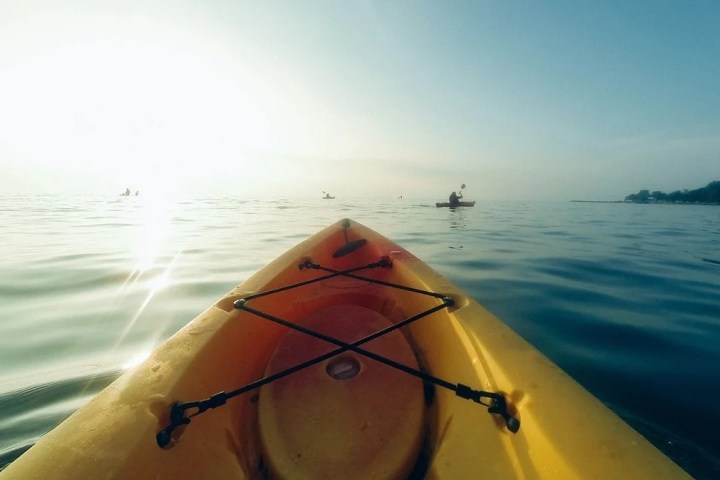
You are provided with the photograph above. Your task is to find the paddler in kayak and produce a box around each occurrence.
[448,183,466,207]
[448,190,462,207]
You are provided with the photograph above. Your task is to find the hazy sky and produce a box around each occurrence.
[1,1,718,200]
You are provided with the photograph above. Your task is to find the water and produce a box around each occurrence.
[1,195,718,478]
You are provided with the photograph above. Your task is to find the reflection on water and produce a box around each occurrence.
[445,205,469,250]
[121,349,152,370]
[447,207,469,228]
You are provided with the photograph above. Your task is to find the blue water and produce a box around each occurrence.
[0,195,718,478]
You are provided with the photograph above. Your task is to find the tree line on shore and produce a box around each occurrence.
[624,180,720,204]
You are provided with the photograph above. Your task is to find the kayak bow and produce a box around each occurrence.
[0,219,689,479]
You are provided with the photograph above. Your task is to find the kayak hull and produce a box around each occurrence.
[0,219,689,479]
[435,201,476,207]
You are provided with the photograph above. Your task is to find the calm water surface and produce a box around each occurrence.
[1,195,718,478]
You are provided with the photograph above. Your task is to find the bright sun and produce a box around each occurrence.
[1,27,278,195]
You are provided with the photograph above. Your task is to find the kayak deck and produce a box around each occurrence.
[0,219,690,479]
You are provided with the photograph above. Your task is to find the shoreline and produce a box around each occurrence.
[571,200,719,205]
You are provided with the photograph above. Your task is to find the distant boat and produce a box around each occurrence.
[120,187,139,197]
[322,191,335,199]
[437,183,472,207]
[435,201,476,208]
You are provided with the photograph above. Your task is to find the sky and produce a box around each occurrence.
[1,0,718,201]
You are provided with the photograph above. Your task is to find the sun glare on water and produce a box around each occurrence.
[121,348,153,371]
[108,189,183,356]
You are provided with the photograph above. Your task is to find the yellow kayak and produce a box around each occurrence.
[1,219,690,479]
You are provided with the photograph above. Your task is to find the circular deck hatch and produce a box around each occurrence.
[258,304,425,480]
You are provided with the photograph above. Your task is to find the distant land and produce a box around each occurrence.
[572,180,720,204]
[624,180,720,204]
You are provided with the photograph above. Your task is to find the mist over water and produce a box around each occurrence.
[1,194,718,478]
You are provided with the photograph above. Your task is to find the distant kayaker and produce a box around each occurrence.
[448,190,462,207]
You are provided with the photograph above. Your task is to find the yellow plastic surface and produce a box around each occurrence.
[259,305,424,479]
[0,219,692,479]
